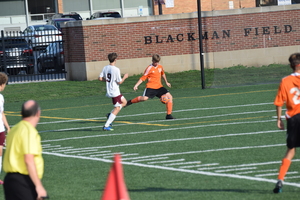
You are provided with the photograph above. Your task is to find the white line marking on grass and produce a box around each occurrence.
[236,169,278,175]
[132,157,170,163]
[42,145,61,149]
[148,159,185,164]
[60,149,101,154]
[255,171,298,177]
[215,167,257,173]
[164,161,201,166]
[104,153,139,158]
[179,163,220,169]
[38,102,274,125]
[42,151,300,188]
[77,150,110,156]
[44,147,73,151]
[90,152,123,157]
[285,176,300,179]
[41,122,280,143]
[197,159,300,171]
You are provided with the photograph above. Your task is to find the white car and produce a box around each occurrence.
[21,25,62,50]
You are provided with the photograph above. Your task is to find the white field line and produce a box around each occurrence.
[236,169,278,175]
[255,171,298,177]
[131,157,170,163]
[164,161,202,166]
[38,102,274,125]
[42,130,281,154]
[215,167,257,173]
[179,163,220,169]
[41,120,279,143]
[104,153,139,158]
[148,159,185,164]
[77,150,110,156]
[38,109,276,133]
[285,176,300,179]
[42,151,300,188]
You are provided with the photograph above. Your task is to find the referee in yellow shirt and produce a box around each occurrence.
[3,100,48,200]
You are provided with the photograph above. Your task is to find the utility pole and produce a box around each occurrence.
[197,0,205,89]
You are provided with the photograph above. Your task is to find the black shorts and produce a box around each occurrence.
[143,87,169,99]
[4,173,37,200]
[286,113,300,149]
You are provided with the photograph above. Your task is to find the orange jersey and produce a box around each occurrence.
[274,73,300,118]
[140,64,165,89]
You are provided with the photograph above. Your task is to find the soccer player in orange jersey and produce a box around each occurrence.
[273,53,300,193]
[126,54,175,119]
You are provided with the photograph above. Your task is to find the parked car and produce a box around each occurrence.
[61,12,83,20]
[37,41,64,73]
[0,37,34,75]
[52,12,83,21]
[21,25,62,50]
[47,18,76,31]
[86,11,121,20]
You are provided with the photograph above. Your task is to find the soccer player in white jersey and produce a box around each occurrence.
[98,53,128,131]
[0,72,10,184]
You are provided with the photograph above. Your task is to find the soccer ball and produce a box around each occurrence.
[160,94,170,104]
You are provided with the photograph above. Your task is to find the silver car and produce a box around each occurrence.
[21,25,62,50]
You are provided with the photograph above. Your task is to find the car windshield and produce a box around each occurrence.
[62,15,82,20]
[0,39,28,49]
[100,13,121,18]
[33,25,57,31]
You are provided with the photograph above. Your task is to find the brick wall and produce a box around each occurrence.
[63,7,300,63]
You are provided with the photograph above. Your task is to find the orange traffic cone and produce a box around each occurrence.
[101,154,130,200]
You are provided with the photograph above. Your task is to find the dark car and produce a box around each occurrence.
[61,12,83,20]
[47,18,76,31]
[0,37,34,75]
[87,11,121,20]
[37,41,64,73]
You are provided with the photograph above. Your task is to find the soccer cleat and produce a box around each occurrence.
[166,114,176,119]
[106,113,112,127]
[103,126,114,131]
[0,180,4,185]
[125,100,132,107]
[273,180,283,193]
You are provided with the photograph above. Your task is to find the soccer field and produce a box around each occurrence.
[1,83,299,200]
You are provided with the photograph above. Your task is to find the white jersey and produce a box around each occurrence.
[99,65,122,98]
[0,94,5,132]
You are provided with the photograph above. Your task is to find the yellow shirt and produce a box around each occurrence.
[3,120,44,179]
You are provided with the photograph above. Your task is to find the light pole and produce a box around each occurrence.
[197,0,205,89]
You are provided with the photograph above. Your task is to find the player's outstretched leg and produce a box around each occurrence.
[273,180,283,193]
[125,100,132,107]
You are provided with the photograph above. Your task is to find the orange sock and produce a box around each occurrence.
[278,158,291,180]
[166,101,173,115]
[131,96,141,103]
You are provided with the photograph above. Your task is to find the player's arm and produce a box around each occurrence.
[162,74,171,88]
[25,154,47,199]
[133,79,143,91]
[2,112,10,133]
[276,106,284,130]
[98,76,106,82]
[117,73,128,85]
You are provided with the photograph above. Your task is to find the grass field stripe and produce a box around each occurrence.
[255,171,298,177]
[44,129,281,151]
[215,167,257,173]
[148,159,185,164]
[35,102,274,125]
[40,119,278,141]
[179,163,220,168]
[104,153,139,158]
[121,144,285,161]
[77,150,111,156]
[42,151,300,188]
